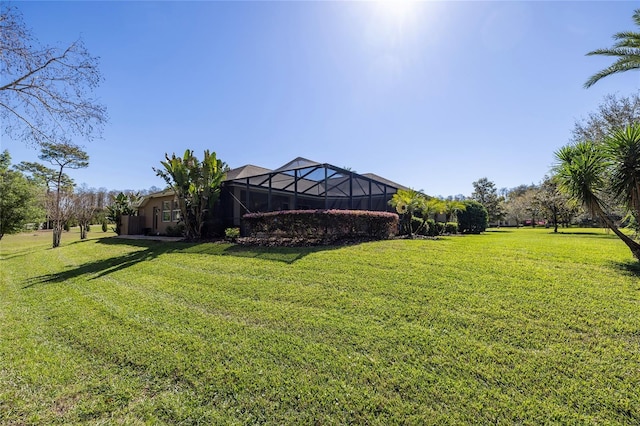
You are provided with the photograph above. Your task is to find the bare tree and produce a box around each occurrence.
[72,189,97,239]
[504,192,529,227]
[0,5,106,146]
[38,142,88,247]
[572,93,640,144]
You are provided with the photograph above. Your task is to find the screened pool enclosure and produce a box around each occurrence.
[220,157,406,226]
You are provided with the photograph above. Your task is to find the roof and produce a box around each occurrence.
[141,158,408,201]
[273,157,321,172]
[225,158,406,197]
[361,173,409,191]
[225,164,272,180]
[137,188,175,208]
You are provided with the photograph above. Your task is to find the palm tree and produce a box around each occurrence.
[442,199,466,223]
[554,125,640,259]
[584,9,640,88]
[154,149,227,240]
[389,189,428,238]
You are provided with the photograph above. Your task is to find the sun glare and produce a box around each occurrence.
[373,0,415,24]
[367,0,423,46]
[372,0,418,30]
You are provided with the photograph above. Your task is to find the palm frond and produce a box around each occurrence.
[586,47,640,58]
[584,57,640,88]
[554,142,608,216]
[585,9,640,88]
[612,32,640,48]
[605,124,640,214]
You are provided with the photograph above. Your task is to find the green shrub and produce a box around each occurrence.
[63,222,70,232]
[165,223,186,237]
[243,210,399,244]
[425,219,436,236]
[445,222,458,234]
[102,221,108,232]
[225,227,240,241]
[457,200,489,234]
[410,217,428,236]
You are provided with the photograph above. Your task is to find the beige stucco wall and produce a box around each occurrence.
[137,194,181,235]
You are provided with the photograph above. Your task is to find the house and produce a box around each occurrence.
[123,157,407,236]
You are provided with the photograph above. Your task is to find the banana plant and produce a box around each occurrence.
[154,149,227,240]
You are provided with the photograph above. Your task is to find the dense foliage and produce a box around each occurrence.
[0,150,42,239]
[457,200,489,233]
[243,209,399,244]
[388,189,427,237]
[471,177,504,224]
[105,192,139,235]
[154,150,227,240]
[555,124,640,259]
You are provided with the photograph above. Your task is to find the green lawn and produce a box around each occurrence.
[1,228,639,424]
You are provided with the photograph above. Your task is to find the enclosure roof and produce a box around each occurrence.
[225,164,272,180]
[274,157,321,172]
[225,157,404,198]
[361,173,409,191]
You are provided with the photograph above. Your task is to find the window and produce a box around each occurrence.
[171,201,181,222]
[162,201,171,222]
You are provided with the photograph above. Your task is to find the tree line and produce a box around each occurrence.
[0,143,161,245]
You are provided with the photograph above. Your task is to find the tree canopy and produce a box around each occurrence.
[0,150,42,239]
[0,5,106,146]
[154,149,227,240]
[37,142,89,248]
[555,125,640,259]
[471,177,504,224]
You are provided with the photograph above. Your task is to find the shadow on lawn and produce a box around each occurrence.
[611,260,640,279]
[22,237,338,288]
[556,231,611,236]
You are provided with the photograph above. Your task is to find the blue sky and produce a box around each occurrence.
[5,1,640,197]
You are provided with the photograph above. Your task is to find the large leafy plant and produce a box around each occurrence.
[106,192,139,235]
[154,149,227,240]
[555,124,640,259]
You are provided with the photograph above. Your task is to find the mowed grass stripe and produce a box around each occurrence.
[1,228,639,423]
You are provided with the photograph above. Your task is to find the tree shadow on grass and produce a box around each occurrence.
[221,244,336,264]
[22,237,341,288]
[556,231,609,236]
[23,238,182,288]
[0,246,47,261]
[610,260,640,280]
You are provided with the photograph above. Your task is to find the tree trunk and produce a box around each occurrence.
[80,223,87,239]
[53,171,62,248]
[52,223,62,248]
[596,206,640,260]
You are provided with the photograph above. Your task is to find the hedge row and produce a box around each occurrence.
[409,218,458,236]
[242,210,399,243]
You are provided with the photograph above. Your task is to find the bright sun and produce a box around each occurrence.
[368,0,422,43]
[373,0,416,23]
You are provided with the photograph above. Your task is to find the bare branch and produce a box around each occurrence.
[0,5,107,146]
